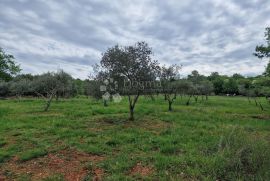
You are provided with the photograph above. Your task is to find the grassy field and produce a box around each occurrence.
[0,96,269,181]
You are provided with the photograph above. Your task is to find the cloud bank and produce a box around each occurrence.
[0,0,269,79]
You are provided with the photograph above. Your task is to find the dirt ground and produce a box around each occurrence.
[0,149,105,181]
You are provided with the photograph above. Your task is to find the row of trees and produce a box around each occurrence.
[84,26,270,119]
[89,39,269,119]
[2,68,268,98]
[1,66,268,115]
[0,71,78,111]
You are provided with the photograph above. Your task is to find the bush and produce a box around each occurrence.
[9,79,33,97]
[0,81,10,97]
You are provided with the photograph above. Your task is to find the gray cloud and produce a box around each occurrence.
[0,0,269,79]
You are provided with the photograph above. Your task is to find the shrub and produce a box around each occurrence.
[0,81,10,97]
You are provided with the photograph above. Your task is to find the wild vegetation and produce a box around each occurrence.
[0,27,269,180]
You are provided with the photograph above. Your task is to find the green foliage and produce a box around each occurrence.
[18,148,47,161]
[254,27,270,59]
[196,80,213,96]
[41,175,64,181]
[212,77,224,95]
[0,81,10,97]
[0,151,10,163]
[33,70,74,97]
[212,128,270,180]
[0,47,21,81]
[254,27,270,76]
[232,73,245,79]
[9,79,33,97]
[99,41,160,120]
[264,61,270,77]
[0,138,7,147]
[187,70,206,84]
[74,78,86,95]
[223,78,238,94]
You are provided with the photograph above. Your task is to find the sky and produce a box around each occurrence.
[0,0,269,79]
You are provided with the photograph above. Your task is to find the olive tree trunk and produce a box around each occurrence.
[128,93,140,121]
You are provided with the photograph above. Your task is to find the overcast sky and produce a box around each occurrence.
[0,0,269,79]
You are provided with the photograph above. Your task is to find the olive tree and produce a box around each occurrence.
[86,71,112,106]
[198,80,213,100]
[85,79,103,102]
[33,73,58,111]
[88,63,118,106]
[186,82,199,104]
[54,70,75,100]
[33,70,73,111]
[159,64,181,111]
[9,79,33,98]
[99,42,159,120]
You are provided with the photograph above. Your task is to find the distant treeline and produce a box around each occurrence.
[0,69,269,99]
[1,27,270,118]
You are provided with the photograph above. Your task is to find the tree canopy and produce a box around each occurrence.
[99,41,160,120]
[254,27,270,76]
[0,48,21,81]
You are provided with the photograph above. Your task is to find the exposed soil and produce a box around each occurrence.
[0,175,6,181]
[129,162,154,177]
[92,168,104,181]
[0,149,105,181]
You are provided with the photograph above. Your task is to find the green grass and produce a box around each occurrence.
[0,96,269,180]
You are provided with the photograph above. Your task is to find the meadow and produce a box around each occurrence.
[0,96,269,181]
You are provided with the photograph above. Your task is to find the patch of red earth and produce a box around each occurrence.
[0,149,105,181]
[92,168,104,181]
[0,175,6,181]
[129,162,154,177]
